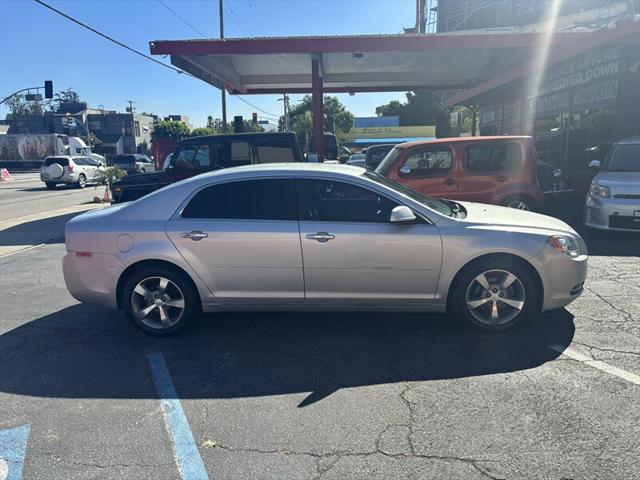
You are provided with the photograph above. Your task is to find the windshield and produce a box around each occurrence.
[603,144,640,172]
[363,171,453,217]
[375,146,404,176]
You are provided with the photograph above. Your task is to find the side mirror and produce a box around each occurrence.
[390,205,417,224]
[589,160,601,169]
[399,165,411,175]
[307,153,320,163]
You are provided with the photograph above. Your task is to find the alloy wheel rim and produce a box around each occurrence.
[508,200,530,210]
[465,269,526,326]
[131,276,185,329]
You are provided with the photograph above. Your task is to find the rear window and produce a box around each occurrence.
[44,157,69,166]
[115,155,136,165]
[464,142,522,172]
[255,144,295,163]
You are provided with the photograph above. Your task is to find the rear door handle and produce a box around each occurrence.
[181,230,208,241]
[306,232,335,243]
[443,178,456,185]
[496,176,507,183]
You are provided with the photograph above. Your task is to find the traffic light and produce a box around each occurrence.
[252,112,258,124]
[44,80,53,99]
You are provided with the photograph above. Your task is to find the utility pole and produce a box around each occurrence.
[219,0,227,132]
[278,94,290,131]
[126,100,136,113]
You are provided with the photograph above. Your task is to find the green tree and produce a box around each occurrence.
[281,95,354,135]
[292,111,313,151]
[375,90,453,137]
[53,88,83,113]
[375,100,403,117]
[243,120,264,133]
[190,127,217,137]
[4,93,43,117]
[152,120,190,140]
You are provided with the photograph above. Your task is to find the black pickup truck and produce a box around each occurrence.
[112,132,303,203]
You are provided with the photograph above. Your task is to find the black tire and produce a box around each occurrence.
[77,174,87,189]
[501,195,534,211]
[45,182,56,190]
[450,256,540,332]
[122,266,200,336]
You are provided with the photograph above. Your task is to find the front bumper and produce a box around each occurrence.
[63,252,123,309]
[584,194,640,232]
[532,244,588,311]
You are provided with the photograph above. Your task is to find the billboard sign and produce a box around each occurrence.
[336,125,436,140]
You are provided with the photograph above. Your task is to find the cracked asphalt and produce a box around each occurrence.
[1,193,639,479]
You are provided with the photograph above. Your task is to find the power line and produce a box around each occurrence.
[234,95,279,117]
[34,0,187,75]
[110,1,159,37]
[157,0,208,37]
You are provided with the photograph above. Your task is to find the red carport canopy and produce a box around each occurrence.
[148,30,608,155]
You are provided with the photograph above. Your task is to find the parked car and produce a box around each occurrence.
[40,155,104,189]
[584,136,640,232]
[111,132,303,203]
[64,163,587,336]
[365,144,396,170]
[347,153,366,167]
[113,154,155,175]
[376,136,545,211]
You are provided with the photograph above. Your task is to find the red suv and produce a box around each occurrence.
[376,136,544,211]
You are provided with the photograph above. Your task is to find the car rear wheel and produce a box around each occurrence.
[45,182,56,190]
[501,195,534,211]
[77,174,87,188]
[451,257,540,332]
[122,267,199,336]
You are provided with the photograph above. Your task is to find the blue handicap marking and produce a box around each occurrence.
[0,424,30,480]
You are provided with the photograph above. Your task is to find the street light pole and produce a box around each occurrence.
[278,94,290,131]
[219,0,227,132]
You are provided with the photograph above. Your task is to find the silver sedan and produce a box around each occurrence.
[63,163,588,335]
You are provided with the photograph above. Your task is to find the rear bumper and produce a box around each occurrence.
[63,252,123,309]
[584,194,640,232]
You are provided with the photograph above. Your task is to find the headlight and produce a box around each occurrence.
[590,182,610,198]
[547,235,580,258]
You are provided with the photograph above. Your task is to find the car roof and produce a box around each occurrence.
[398,135,532,149]
[614,136,640,145]
[193,162,365,181]
[181,132,296,143]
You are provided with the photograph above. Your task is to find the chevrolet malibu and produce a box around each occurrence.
[63,163,588,336]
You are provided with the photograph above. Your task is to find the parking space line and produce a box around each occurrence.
[548,344,640,386]
[146,353,209,480]
[0,424,30,480]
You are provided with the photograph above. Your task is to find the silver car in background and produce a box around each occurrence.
[584,136,640,232]
[63,163,587,336]
[40,155,104,189]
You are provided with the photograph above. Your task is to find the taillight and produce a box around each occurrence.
[67,164,74,173]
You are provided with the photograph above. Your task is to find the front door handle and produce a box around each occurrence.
[306,232,335,243]
[181,230,208,241]
[443,178,456,185]
[496,176,507,183]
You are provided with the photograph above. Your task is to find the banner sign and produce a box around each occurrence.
[336,125,436,140]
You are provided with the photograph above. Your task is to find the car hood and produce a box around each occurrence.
[457,201,577,236]
[593,171,640,195]
[114,170,163,185]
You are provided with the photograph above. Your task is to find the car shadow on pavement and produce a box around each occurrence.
[0,212,85,246]
[0,305,574,406]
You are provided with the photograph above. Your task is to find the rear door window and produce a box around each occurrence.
[399,148,453,177]
[255,145,295,163]
[44,157,69,167]
[464,142,522,172]
[182,179,297,220]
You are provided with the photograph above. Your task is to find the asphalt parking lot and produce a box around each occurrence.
[1,183,639,480]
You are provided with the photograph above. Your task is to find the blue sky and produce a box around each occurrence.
[0,0,415,127]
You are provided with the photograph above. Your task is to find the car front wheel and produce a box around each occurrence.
[122,267,199,336]
[451,258,540,332]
